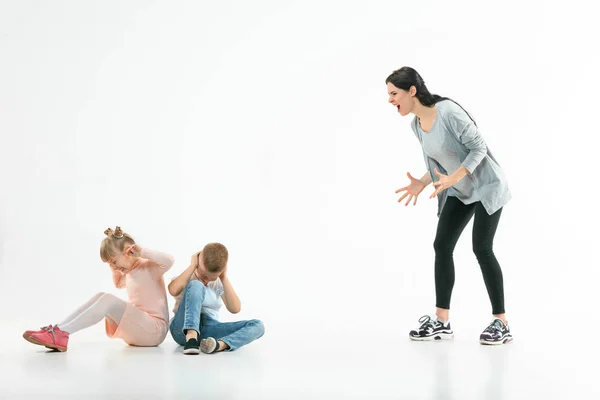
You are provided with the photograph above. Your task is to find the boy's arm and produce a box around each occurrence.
[220,270,241,314]
[168,253,199,297]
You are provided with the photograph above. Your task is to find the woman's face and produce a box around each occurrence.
[387,82,415,116]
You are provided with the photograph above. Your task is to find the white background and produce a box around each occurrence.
[1,1,598,398]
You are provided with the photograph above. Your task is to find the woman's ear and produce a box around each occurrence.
[410,85,417,97]
[125,245,134,256]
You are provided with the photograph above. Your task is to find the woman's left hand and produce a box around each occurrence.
[430,168,457,199]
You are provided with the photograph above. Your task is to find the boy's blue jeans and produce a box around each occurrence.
[169,280,264,351]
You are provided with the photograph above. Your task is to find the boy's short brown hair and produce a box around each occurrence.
[202,243,228,273]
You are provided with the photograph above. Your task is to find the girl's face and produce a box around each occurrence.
[387,82,415,116]
[107,250,134,273]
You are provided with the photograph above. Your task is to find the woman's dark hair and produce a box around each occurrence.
[386,66,476,126]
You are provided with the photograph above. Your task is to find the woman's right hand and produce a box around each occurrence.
[395,172,426,206]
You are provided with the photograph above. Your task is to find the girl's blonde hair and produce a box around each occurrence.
[101,226,136,289]
[100,226,135,262]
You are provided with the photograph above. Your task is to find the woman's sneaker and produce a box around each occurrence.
[480,318,513,345]
[409,315,454,341]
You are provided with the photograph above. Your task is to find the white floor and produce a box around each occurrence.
[1,320,597,400]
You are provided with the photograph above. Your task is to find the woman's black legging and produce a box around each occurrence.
[434,196,505,315]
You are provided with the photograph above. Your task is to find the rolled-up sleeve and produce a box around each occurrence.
[447,111,487,173]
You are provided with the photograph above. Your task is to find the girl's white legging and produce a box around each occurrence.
[57,292,127,334]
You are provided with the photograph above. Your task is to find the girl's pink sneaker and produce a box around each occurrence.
[23,324,54,336]
[23,325,69,352]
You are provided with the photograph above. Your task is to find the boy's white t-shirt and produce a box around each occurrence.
[170,273,224,322]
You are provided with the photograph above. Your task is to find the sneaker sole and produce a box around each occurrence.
[200,338,218,354]
[480,336,513,346]
[409,333,454,341]
[183,348,200,355]
[22,333,67,352]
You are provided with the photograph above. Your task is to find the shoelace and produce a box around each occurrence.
[40,325,58,343]
[484,320,503,334]
[418,315,437,332]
